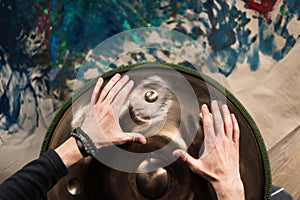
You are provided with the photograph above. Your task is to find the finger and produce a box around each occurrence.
[222,104,233,139]
[125,132,147,144]
[172,149,200,172]
[201,104,215,137]
[231,114,240,143]
[98,73,121,103]
[105,75,129,104]
[91,78,104,105]
[211,100,224,136]
[112,80,134,114]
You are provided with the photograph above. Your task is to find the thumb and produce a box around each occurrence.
[125,132,147,144]
[172,149,199,168]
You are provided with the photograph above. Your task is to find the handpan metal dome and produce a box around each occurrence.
[41,63,271,199]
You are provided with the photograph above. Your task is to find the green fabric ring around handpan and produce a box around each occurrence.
[41,62,271,200]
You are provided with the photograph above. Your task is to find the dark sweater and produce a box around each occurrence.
[0,149,294,200]
[0,149,67,200]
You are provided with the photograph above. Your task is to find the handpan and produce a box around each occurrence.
[41,63,271,199]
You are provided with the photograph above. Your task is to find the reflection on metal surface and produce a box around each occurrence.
[136,166,169,199]
[144,90,158,103]
[67,178,83,196]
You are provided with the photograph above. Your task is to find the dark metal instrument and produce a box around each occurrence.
[43,63,270,199]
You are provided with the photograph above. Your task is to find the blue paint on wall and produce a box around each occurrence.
[0,0,299,138]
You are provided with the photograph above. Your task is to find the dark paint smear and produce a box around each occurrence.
[243,0,278,17]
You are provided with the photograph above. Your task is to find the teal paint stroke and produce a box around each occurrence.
[0,0,300,137]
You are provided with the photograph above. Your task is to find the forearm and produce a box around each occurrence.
[0,137,83,200]
[212,179,245,200]
[0,149,68,200]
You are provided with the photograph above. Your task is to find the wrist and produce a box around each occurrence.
[55,137,83,168]
[212,179,245,200]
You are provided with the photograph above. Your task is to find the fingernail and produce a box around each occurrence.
[202,104,208,109]
[140,137,146,144]
[212,100,220,109]
[123,75,129,80]
[96,78,103,87]
[129,80,134,86]
[222,104,228,110]
[114,73,121,78]
[172,150,181,158]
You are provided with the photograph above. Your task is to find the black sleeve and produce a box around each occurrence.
[0,149,68,200]
[271,185,294,200]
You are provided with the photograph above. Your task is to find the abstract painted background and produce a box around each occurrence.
[1,0,300,198]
